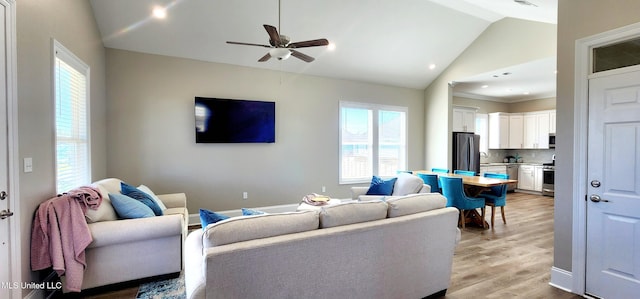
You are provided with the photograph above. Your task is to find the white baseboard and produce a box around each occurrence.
[549,266,573,293]
[188,202,302,227]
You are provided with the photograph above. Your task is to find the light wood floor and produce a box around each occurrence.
[442,192,582,299]
[77,192,581,299]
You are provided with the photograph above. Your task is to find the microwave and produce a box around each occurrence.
[549,133,556,148]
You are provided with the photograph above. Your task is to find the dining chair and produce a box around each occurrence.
[416,173,440,193]
[453,169,476,176]
[478,172,509,228]
[431,168,449,173]
[439,176,486,228]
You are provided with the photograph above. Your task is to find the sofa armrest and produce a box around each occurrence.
[350,187,369,200]
[158,193,186,209]
[87,214,184,248]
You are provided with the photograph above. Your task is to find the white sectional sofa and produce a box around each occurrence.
[184,193,459,299]
[81,178,188,290]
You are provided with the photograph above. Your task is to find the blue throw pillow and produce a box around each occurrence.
[241,208,266,216]
[109,193,155,219]
[366,176,397,195]
[200,209,230,230]
[121,182,164,216]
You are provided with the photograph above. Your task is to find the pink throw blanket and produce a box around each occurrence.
[31,186,102,292]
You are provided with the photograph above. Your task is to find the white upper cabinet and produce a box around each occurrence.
[489,112,509,149]
[508,113,524,149]
[452,106,477,132]
[523,112,550,149]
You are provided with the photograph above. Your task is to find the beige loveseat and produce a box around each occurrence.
[184,193,459,299]
[80,178,188,290]
[351,172,432,201]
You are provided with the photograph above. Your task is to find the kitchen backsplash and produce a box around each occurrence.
[482,149,556,164]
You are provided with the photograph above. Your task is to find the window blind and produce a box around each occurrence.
[54,42,90,193]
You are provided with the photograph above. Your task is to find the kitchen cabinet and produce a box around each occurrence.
[508,113,524,149]
[480,165,507,176]
[549,110,556,134]
[534,165,543,192]
[518,164,543,192]
[523,112,550,149]
[518,164,535,190]
[452,106,477,132]
[488,113,509,149]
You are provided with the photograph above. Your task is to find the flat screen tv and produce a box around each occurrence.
[195,97,275,143]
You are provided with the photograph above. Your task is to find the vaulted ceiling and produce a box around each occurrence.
[89,0,557,100]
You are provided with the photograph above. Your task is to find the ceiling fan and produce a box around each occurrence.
[226,0,329,63]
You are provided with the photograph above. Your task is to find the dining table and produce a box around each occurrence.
[413,171,518,228]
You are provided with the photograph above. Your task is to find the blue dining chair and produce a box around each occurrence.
[416,173,440,193]
[453,169,476,176]
[439,176,486,228]
[478,172,509,228]
[431,168,449,173]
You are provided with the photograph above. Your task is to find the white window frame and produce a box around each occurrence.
[53,40,91,193]
[339,101,408,184]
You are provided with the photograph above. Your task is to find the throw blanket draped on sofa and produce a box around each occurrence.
[31,186,102,292]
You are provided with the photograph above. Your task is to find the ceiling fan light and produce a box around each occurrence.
[269,48,291,60]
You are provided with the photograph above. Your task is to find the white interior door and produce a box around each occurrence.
[586,69,640,298]
[0,1,11,297]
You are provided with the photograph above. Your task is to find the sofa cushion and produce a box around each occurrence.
[85,184,118,223]
[366,176,397,195]
[319,201,388,228]
[203,210,319,247]
[200,209,230,230]
[109,193,155,219]
[386,193,447,218]
[121,182,164,216]
[392,173,424,196]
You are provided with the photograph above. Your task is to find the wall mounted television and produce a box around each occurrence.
[195,97,275,143]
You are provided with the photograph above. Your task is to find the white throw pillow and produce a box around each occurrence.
[138,184,167,211]
[85,184,118,223]
[392,173,423,196]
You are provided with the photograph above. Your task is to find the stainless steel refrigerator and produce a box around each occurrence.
[452,132,480,175]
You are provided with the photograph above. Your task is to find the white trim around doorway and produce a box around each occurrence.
[570,21,640,296]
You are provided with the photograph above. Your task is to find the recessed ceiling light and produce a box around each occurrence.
[481,85,489,88]
[428,64,436,70]
[327,43,336,51]
[152,6,167,19]
[523,91,530,95]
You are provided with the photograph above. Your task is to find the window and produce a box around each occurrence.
[53,40,91,193]
[339,101,407,183]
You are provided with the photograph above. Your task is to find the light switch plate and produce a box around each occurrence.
[24,157,33,173]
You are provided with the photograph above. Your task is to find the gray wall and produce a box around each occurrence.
[105,49,425,212]
[424,18,557,171]
[555,0,640,273]
[16,0,107,292]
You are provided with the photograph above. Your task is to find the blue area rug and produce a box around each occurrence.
[136,272,185,299]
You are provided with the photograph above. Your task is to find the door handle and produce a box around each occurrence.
[0,209,14,219]
[590,194,610,203]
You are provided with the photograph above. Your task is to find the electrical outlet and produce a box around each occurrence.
[24,157,33,173]
[242,192,248,200]
[322,186,326,193]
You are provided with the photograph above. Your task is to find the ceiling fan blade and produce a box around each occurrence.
[290,50,315,63]
[258,53,272,62]
[263,24,281,46]
[227,41,272,48]
[288,38,329,49]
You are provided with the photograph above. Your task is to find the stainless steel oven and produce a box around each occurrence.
[549,133,556,148]
[542,164,554,196]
